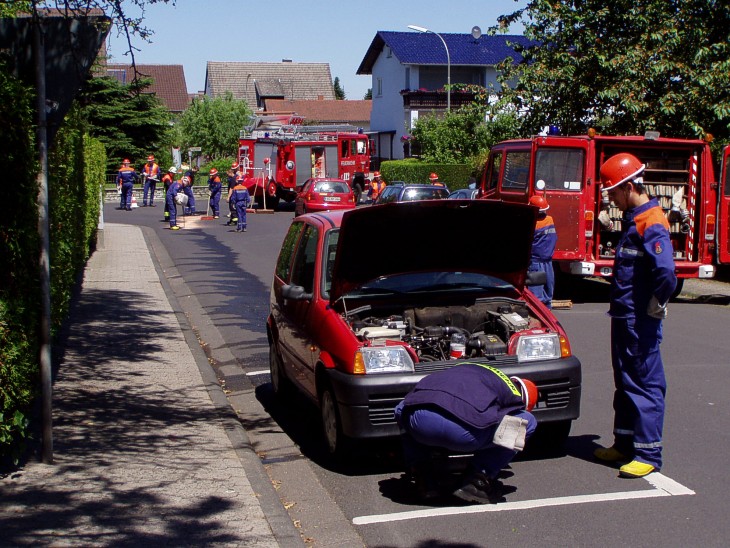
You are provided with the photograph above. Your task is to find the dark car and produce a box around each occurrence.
[267,200,581,455]
[448,188,480,200]
[374,182,450,204]
[294,178,356,217]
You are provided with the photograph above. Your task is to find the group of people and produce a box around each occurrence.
[116,157,251,232]
[396,152,674,504]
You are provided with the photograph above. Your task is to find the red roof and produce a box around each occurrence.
[106,64,190,113]
[263,99,371,125]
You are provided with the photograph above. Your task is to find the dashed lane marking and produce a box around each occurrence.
[246,370,270,376]
[352,472,695,526]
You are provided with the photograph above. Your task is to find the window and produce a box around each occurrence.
[322,229,340,296]
[487,153,502,190]
[502,151,531,190]
[535,148,585,191]
[276,222,304,280]
[377,78,383,97]
[341,140,350,158]
[405,67,411,90]
[290,225,319,294]
[356,139,367,155]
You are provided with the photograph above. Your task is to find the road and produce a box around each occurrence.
[105,202,730,547]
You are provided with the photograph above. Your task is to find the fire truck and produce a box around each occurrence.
[237,115,370,209]
[480,131,729,295]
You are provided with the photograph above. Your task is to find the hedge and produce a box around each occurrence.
[378,158,475,190]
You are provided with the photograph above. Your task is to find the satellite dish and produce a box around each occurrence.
[471,26,482,39]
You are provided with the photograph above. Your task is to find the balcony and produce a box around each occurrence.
[400,89,478,109]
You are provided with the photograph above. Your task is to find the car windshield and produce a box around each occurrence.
[346,271,515,297]
[315,181,350,194]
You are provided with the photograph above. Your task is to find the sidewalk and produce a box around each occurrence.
[0,224,299,546]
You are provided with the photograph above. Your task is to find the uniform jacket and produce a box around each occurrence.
[609,198,677,318]
[399,363,525,429]
[531,215,557,262]
[117,166,138,186]
[230,183,250,206]
[208,175,222,194]
[166,180,183,198]
[143,162,161,181]
[369,179,385,198]
[162,172,174,189]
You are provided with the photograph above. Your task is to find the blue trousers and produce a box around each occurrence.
[166,194,178,227]
[395,403,537,479]
[611,316,666,469]
[183,186,196,214]
[528,260,555,308]
[210,190,221,216]
[120,182,134,209]
[143,179,157,205]
[234,202,248,230]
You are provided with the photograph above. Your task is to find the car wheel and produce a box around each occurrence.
[320,383,346,455]
[269,343,290,397]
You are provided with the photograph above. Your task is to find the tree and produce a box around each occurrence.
[495,0,730,145]
[77,75,172,170]
[176,92,252,160]
[333,76,346,100]
[364,88,372,100]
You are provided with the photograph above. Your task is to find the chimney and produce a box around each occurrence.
[282,59,292,63]
[318,95,324,101]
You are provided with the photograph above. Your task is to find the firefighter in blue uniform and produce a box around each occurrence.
[117,159,138,211]
[230,178,251,232]
[142,154,161,207]
[207,168,222,218]
[183,167,197,214]
[162,166,177,222]
[528,195,558,308]
[395,364,538,503]
[594,152,677,478]
[166,175,189,230]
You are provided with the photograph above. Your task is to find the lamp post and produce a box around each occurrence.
[407,24,450,112]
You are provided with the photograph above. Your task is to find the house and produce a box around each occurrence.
[204,61,335,112]
[105,64,190,115]
[263,98,371,132]
[357,31,533,161]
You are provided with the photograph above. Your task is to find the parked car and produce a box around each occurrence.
[448,188,480,200]
[294,178,356,217]
[374,182,450,204]
[267,200,581,455]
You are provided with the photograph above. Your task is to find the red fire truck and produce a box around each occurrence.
[237,115,370,209]
[480,131,729,295]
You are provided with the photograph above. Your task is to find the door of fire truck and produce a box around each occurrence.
[531,137,591,268]
[718,145,730,264]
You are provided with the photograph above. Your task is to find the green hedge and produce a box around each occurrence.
[378,158,475,189]
[0,68,107,464]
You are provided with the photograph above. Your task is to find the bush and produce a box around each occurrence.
[379,159,474,190]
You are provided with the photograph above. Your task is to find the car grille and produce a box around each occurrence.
[368,394,403,425]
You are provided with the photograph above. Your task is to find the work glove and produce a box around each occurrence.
[598,210,613,230]
[647,295,668,319]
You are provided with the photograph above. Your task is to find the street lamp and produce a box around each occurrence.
[407,24,451,112]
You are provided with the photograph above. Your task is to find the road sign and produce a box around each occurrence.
[188,147,202,152]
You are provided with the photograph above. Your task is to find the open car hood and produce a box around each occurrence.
[331,200,538,302]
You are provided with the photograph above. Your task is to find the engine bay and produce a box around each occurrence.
[347,299,542,362]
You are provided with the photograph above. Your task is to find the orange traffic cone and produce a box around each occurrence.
[131,192,139,209]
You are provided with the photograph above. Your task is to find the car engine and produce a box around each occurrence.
[348,300,539,362]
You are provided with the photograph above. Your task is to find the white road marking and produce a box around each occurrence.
[352,472,694,526]
[246,370,270,376]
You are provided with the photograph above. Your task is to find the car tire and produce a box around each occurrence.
[319,382,348,456]
[269,343,291,397]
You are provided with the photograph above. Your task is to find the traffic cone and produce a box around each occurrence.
[131,192,139,209]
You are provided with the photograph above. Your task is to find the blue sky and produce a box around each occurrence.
[108,0,527,100]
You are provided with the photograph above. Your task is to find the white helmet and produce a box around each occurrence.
[169,166,177,174]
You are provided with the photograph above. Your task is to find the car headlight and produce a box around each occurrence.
[354,346,415,374]
[515,333,561,362]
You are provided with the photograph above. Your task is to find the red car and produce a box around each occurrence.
[294,178,356,217]
[268,200,581,455]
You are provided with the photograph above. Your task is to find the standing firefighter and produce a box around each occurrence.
[230,177,251,232]
[528,195,557,308]
[594,152,677,478]
[166,175,190,231]
[142,154,161,207]
[117,159,138,211]
[207,168,222,219]
[161,166,177,222]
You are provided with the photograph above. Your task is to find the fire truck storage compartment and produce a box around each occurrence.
[254,143,277,179]
[598,147,695,261]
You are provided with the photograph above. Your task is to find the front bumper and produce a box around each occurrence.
[325,355,582,440]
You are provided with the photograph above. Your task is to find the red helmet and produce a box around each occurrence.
[209,168,218,176]
[511,376,538,412]
[122,158,130,165]
[147,155,155,161]
[231,162,239,170]
[529,195,550,212]
[373,171,381,178]
[600,153,645,191]
[429,172,439,180]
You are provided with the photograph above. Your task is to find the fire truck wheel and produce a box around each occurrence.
[353,184,363,204]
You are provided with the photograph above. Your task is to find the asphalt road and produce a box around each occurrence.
[104,202,730,547]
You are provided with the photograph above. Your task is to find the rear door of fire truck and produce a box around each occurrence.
[532,137,591,270]
[718,145,730,264]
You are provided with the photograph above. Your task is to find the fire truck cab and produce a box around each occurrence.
[238,115,370,209]
[481,132,724,292]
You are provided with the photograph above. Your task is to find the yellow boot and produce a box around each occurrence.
[619,460,655,478]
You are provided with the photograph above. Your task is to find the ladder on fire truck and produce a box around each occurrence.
[242,157,275,214]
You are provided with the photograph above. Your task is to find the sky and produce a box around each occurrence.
[107,0,527,100]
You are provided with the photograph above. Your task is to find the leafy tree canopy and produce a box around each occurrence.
[495,0,730,143]
[176,92,251,160]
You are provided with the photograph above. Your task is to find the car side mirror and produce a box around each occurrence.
[282,283,313,301]
[525,271,547,286]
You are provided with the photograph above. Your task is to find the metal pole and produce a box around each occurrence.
[407,25,451,112]
[34,17,53,464]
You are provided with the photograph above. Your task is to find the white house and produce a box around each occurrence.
[357,30,532,162]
